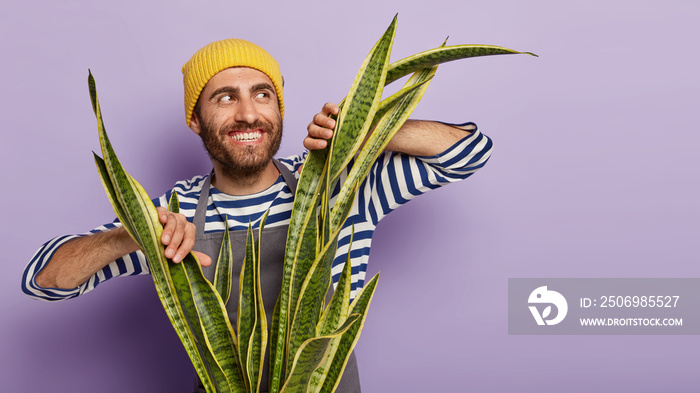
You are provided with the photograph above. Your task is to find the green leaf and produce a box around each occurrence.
[280,315,361,393]
[371,76,433,128]
[285,193,340,376]
[90,72,218,392]
[166,192,231,393]
[238,222,257,392]
[280,18,397,379]
[269,293,284,393]
[93,153,131,237]
[311,233,356,390]
[238,212,269,392]
[288,191,319,336]
[318,274,379,393]
[326,15,397,184]
[214,214,233,304]
[275,16,398,390]
[330,64,438,234]
[169,258,237,393]
[91,72,245,392]
[254,211,269,392]
[271,150,327,393]
[169,190,247,393]
[385,44,537,86]
[286,237,335,377]
[317,228,354,336]
[181,252,246,392]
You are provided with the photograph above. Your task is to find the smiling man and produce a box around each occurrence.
[22,39,493,392]
[192,67,284,194]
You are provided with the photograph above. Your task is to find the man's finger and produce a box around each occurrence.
[167,218,186,261]
[323,102,339,115]
[172,222,196,263]
[308,124,333,139]
[304,136,327,150]
[161,211,178,246]
[156,206,168,224]
[193,251,212,267]
[313,112,327,126]
[313,113,336,130]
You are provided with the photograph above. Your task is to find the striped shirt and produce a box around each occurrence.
[22,124,492,301]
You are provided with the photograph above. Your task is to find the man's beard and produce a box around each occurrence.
[199,114,283,181]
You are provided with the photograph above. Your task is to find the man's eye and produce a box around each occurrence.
[220,95,232,102]
[256,92,268,99]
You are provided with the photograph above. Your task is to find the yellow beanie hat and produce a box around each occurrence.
[182,39,284,126]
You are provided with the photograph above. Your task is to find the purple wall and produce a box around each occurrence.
[3,1,699,392]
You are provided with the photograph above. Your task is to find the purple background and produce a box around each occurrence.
[3,1,699,392]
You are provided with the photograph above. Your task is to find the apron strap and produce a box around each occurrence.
[192,171,214,237]
[273,159,298,195]
[192,160,299,236]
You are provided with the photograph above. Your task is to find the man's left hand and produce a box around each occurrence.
[304,102,339,150]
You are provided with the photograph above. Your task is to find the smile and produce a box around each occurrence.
[228,131,263,142]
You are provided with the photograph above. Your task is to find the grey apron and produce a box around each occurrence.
[192,160,360,393]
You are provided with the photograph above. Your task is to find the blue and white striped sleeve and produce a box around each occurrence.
[277,152,307,178]
[20,196,169,302]
[360,123,492,225]
[329,123,492,299]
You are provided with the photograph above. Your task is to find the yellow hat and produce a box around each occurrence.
[182,39,284,126]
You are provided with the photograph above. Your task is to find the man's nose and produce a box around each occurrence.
[234,98,260,124]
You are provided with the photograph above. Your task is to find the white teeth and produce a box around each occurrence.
[231,131,262,141]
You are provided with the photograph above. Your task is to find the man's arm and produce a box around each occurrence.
[383,119,475,156]
[33,207,207,290]
[35,226,138,289]
[304,102,473,156]
[308,102,492,300]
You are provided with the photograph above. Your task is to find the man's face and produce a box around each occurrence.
[191,67,282,179]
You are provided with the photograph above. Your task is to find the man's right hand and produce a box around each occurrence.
[36,208,211,290]
[156,207,210,266]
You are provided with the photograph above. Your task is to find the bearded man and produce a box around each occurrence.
[22,39,493,392]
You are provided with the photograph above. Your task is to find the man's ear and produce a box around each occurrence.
[189,111,202,135]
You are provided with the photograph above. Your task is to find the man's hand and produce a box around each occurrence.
[304,102,339,150]
[156,206,211,267]
[303,101,469,157]
[36,207,212,290]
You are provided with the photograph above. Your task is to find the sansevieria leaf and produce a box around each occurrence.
[91,72,245,393]
[277,20,398,386]
[385,44,537,86]
[317,228,354,337]
[326,15,397,184]
[89,72,218,393]
[280,314,361,393]
[286,233,335,376]
[178,250,246,393]
[330,64,438,234]
[238,214,269,392]
[214,214,233,304]
[370,77,433,128]
[275,16,395,385]
[309,233,356,391]
[317,274,379,393]
[167,193,239,393]
[272,148,327,393]
[170,194,244,392]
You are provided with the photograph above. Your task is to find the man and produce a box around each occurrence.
[22,39,492,392]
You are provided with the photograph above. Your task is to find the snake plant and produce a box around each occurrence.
[90,15,534,393]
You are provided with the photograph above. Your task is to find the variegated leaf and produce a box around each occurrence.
[214,214,233,304]
[280,315,361,393]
